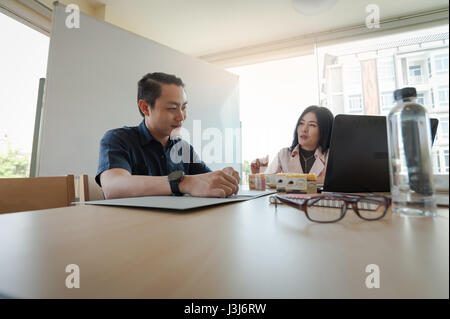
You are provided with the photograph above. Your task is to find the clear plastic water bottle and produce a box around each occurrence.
[386,87,436,217]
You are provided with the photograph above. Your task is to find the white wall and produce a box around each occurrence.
[37,3,240,177]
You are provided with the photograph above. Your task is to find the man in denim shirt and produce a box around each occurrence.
[96,72,239,199]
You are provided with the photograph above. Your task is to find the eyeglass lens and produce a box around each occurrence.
[306,196,386,222]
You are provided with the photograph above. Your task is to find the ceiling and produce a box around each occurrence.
[90,0,448,57]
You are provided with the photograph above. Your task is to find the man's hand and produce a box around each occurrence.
[222,166,240,186]
[250,155,269,174]
[179,170,239,198]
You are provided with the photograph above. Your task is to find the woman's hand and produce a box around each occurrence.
[316,175,325,184]
[250,155,269,174]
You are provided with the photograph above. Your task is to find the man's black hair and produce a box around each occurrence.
[137,72,185,117]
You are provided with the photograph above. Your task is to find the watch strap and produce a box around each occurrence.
[168,171,185,196]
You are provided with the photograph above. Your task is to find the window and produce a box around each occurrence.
[445,150,449,173]
[438,85,449,108]
[434,53,449,75]
[380,91,394,114]
[227,55,318,183]
[434,150,441,174]
[417,93,425,106]
[343,64,362,88]
[318,26,448,175]
[0,12,49,178]
[440,116,449,140]
[408,62,426,84]
[428,57,432,78]
[431,88,435,109]
[232,24,449,179]
[377,58,395,82]
[348,94,363,113]
[434,148,450,173]
[327,66,343,93]
[409,64,422,77]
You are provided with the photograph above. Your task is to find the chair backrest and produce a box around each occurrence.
[0,175,75,214]
[79,174,104,202]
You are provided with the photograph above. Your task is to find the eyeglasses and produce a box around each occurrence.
[269,193,391,223]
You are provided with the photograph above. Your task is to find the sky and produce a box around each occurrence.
[0,12,50,153]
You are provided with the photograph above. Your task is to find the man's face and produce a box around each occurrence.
[146,84,187,138]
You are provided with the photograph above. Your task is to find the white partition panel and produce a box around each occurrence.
[37,3,240,177]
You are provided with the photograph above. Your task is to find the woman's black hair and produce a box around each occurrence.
[290,105,334,153]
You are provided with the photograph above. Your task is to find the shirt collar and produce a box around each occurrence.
[138,120,155,145]
[291,144,325,159]
[138,120,181,147]
[291,144,300,157]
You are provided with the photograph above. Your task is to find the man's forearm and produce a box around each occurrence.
[103,175,172,199]
[100,167,239,199]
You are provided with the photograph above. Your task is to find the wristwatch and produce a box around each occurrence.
[168,170,185,196]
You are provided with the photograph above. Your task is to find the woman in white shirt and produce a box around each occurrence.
[251,106,334,184]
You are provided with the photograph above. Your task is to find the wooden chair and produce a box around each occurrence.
[78,174,104,202]
[0,175,75,214]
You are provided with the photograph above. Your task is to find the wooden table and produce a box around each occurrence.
[0,195,448,298]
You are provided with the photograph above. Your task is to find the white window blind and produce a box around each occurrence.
[0,0,51,35]
[203,8,448,68]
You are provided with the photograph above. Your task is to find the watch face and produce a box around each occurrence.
[169,170,184,181]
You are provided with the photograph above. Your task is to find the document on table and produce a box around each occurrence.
[82,189,276,210]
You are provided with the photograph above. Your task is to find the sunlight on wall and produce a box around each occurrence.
[228,55,319,166]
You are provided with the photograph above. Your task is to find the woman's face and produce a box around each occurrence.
[297,112,320,151]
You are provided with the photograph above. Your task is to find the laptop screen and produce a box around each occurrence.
[323,115,438,193]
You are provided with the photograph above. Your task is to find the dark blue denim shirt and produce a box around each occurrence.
[95,120,211,186]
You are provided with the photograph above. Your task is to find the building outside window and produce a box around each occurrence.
[433,149,450,173]
[431,88,435,108]
[318,25,448,175]
[434,53,449,75]
[417,92,425,105]
[347,94,363,113]
[378,58,395,82]
[343,64,362,88]
[439,116,449,140]
[434,150,441,173]
[408,64,424,84]
[380,91,395,115]
[444,150,449,173]
[409,64,422,77]
[428,57,433,78]
[437,85,449,107]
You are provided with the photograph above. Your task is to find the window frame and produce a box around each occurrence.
[434,53,449,75]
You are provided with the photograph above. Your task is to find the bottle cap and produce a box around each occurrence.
[394,87,417,101]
